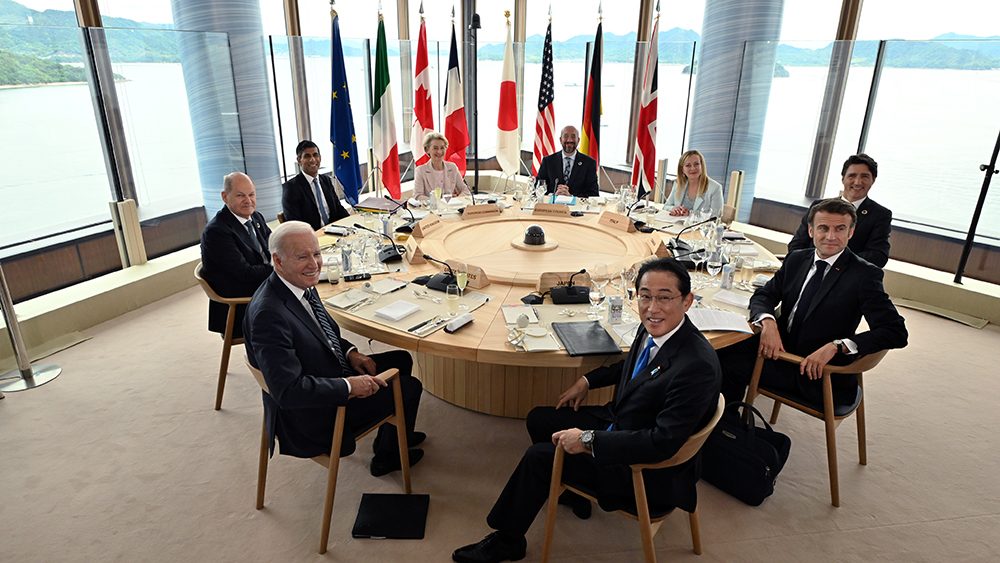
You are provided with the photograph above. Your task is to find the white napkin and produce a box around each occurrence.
[324,225,350,236]
[753,274,770,287]
[374,301,421,322]
[712,289,751,310]
[445,313,474,332]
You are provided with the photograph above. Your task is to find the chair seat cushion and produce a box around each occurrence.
[761,384,862,417]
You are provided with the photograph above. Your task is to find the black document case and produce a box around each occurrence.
[551,321,623,356]
[351,493,430,539]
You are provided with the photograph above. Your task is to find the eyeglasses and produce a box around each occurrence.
[637,294,684,307]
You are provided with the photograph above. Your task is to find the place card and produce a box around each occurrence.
[411,213,442,238]
[462,203,503,220]
[598,211,637,232]
[404,238,426,263]
[533,203,571,217]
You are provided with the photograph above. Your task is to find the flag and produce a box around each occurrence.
[443,22,470,176]
[329,10,362,205]
[495,19,519,175]
[373,15,400,199]
[631,18,658,198]
[580,22,602,169]
[411,17,434,167]
[532,22,555,176]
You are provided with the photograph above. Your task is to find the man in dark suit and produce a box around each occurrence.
[453,258,720,563]
[243,221,424,476]
[719,198,908,407]
[788,154,892,267]
[281,140,351,230]
[534,125,600,198]
[199,172,272,338]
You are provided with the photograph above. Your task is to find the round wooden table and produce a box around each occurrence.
[321,200,762,418]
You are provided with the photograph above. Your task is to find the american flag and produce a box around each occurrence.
[532,22,555,176]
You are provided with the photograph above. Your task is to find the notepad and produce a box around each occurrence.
[551,321,622,356]
[352,493,430,539]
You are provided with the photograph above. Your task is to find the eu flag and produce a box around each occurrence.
[330,12,362,205]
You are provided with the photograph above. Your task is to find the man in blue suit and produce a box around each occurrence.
[243,221,424,476]
[199,172,272,338]
[281,140,351,230]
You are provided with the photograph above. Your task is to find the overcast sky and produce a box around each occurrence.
[12,0,1000,43]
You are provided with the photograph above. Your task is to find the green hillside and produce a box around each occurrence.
[0,49,85,85]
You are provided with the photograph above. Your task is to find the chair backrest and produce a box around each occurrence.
[244,356,270,394]
[635,394,726,470]
[277,212,286,223]
[194,262,253,306]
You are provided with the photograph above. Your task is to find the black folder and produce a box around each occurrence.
[551,320,623,357]
[352,493,430,539]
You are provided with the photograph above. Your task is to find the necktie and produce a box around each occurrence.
[791,261,828,330]
[304,288,353,374]
[563,157,572,182]
[313,177,329,225]
[630,337,656,380]
[245,220,268,263]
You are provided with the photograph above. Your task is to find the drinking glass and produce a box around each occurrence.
[592,263,610,310]
[355,234,370,273]
[534,179,547,201]
[587,279,604,320]
[706,250,723,279]
[446,284,461,317]
[363,212,376,231]
[741,256,755,285]
[455,264,469,310]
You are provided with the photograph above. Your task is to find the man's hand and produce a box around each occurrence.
[669,206,689,217]
[800,343,838,380]
[346,374,387,399]
[555,184,571,197]
[757,318,785,360]
[348,349,377,375]
[555,377,589,411]
[552,428,587,455]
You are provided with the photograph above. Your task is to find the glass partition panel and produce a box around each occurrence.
[656,41,698,177]
[0,24,113,256]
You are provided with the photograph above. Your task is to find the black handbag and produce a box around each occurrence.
[700,401,791,506]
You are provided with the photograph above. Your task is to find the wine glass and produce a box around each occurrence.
[591,263,610,310]
[455,263,469,310]
[587,279,604,320]
[355,233,371,273]
[534,179,547,201]
[446,283,461,317]
[706,249,723,283]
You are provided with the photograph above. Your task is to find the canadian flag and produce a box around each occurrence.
[411,19,433,167]
[373,16,400,198]
[443,21,470,176]
[495,19,519,175]
[631,18,658,197]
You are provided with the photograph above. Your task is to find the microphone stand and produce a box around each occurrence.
[669,215,718,253]
[422,254,457,291]
[383,195,417,232]
[353,223,404,263]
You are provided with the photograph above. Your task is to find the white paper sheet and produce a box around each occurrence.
[686,309,752,333]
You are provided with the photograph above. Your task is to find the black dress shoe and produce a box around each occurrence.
[452,531,527,563]
[372,431,426,453]
[370,448,424,477]
[558,490,592,520]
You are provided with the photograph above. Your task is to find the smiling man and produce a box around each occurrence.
[453,258,720,563]
[788,153,892,267]
[534,125,600,198]
[718,198,908,407]
[281,140,351,230]
[243,221,425,477]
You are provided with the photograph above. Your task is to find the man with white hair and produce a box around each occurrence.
[243,221,425,476]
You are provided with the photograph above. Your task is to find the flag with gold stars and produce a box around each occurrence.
[330,10,362,205]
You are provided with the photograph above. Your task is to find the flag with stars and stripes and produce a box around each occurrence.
[329,10,362,205]
[531,22,555,176]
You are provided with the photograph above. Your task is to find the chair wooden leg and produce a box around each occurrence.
[392,378,412,494]
[688,507,702,555]
[769,402,782,425]
[744,356,765,423]
[216,305,238,410]
[856,375,867,466]
[632,469,657,563]
[320,408,348,554]
[256,415,269,510]
[540,447,567,563]
[822,375,840,507]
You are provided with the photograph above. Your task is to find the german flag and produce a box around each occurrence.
[580,22,602,169]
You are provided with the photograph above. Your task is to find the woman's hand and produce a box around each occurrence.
[669,206,689,216]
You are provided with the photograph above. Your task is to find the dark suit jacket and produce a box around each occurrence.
[199,208,272,337]
[788,198,892,267]
[535,151,600,197]
[751,248,907,360]
[583,317,721,513]
[281,172,350,230]
[243,273,357,458]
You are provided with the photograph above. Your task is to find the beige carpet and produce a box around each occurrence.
[1,287,998,562]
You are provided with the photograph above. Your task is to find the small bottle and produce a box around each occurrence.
[714,223,726,246]
[608,295,623,325]
[341,244,352,274]
[720,262,735,290]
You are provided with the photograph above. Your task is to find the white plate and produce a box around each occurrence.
[524,327,548,337]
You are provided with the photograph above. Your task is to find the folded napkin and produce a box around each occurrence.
[374,301,421,322]
[712,289,751,310]
[324,225,351,236]
[444,313,474,333]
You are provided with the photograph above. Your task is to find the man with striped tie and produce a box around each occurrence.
[281,140,351,230]
[453,258,720,563]
[243,221,424,477]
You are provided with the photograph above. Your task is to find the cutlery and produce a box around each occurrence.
[416,316,449,335]
[408,315,441,333]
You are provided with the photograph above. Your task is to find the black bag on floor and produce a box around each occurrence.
[701,401,791,506]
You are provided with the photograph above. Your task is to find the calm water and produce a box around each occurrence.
[3,61,999,253]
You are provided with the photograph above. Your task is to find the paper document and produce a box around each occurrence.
[687,309,752,333]
[502,304,538,324]
[369,277,408,294]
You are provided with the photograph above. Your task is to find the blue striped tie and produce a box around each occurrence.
[305,287,353,374]
[314,177,329,225]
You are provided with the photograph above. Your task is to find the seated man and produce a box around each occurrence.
[453,258,721,563]
[534,125,600,198]
[199,172,271,338]
[243,221,424,477]
[788,153,892,267]
[281,140,351,230]
[719,198,908,407]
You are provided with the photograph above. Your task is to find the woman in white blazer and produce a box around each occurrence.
[667,149,723,217]
[413,131,471,200]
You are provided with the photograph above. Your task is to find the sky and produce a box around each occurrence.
[11,0,1000,43]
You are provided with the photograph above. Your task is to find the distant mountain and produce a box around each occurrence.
[777,39,1000,70]
[0,49,86,85]
[932,33,1000,60]
[268,37,400,58]
[479,28,701,63]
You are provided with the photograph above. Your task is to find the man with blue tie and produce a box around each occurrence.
[281,140,351,230]
[453,258,721,563]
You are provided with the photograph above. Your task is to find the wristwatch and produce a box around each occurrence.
[833,339,845,354]
[580,430,595,452]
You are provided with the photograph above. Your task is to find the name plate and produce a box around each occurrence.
[647,235,671,258]
[532,203,571,217]
[411,213,442,238]
[462,203,503,220]
[598,211,637,232]
[538,271,591,293]
[404,238,426,263]
[445,259,490,289]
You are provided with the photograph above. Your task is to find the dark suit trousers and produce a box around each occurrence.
[486,406,615,537]
[341,350,422,458]
[717,334,858,406]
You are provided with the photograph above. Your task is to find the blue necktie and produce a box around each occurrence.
[313,177,329,225]
[631,337,656,380]
[305,287,352,374]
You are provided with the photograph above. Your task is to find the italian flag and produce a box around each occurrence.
[373,16,400,198]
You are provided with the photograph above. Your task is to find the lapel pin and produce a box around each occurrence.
[861,209,868,214]
[650,366,661,377]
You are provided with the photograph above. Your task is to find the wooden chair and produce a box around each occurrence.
[744,349,889,507]
[193,262,251,410]
[276,212,285,223]
[541,394,725,563]
[244,357,412,554]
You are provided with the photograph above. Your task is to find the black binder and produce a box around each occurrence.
[351,493,430,539]
[551,321,623,357]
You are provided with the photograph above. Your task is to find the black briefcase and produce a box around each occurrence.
[701,401,791,506]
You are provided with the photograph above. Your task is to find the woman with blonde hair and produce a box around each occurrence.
[667,149,723,217]
[413,131,471,200]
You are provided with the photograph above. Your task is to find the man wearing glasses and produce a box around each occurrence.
[453,258,721,563]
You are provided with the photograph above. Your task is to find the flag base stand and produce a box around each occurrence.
[0,364,61,393]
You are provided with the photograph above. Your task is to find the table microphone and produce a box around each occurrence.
[421,254,457,291]
[383,195,418,233]
[670,215,718,253]
[353,223,404,263]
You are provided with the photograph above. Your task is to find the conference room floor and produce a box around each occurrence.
[2,286,998,562]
